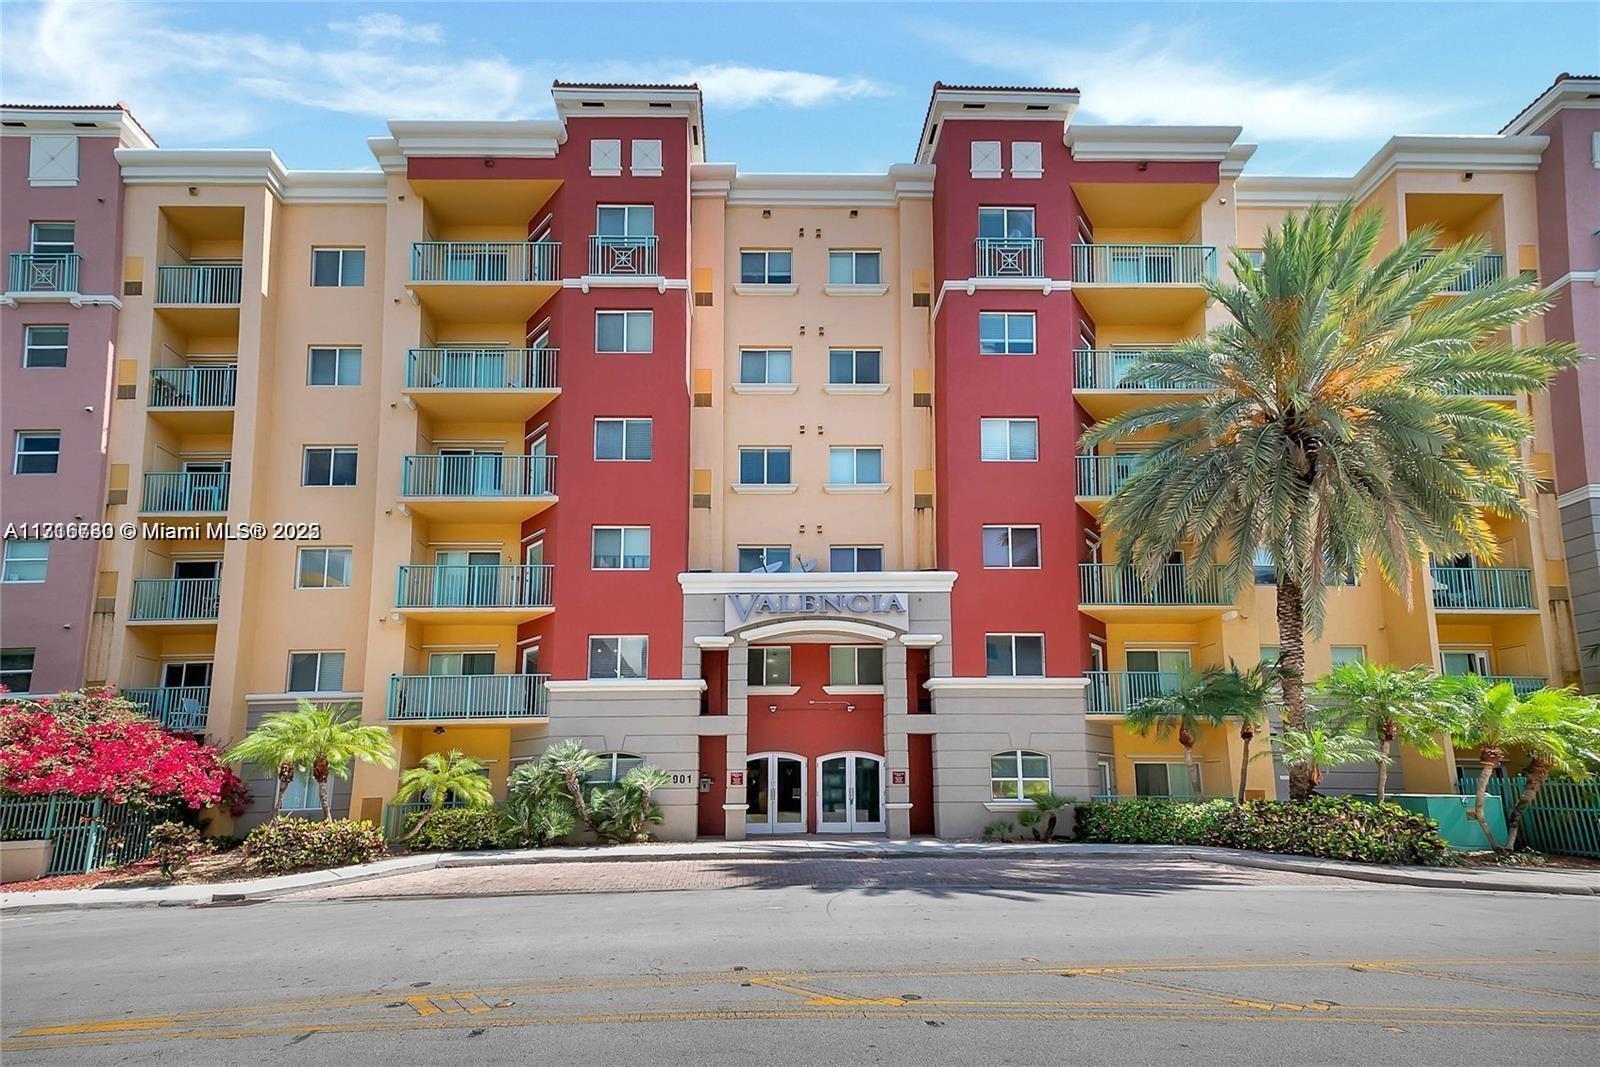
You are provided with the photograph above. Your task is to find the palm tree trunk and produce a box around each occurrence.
[317,775,331,822]
[1505,761,1550,852]
[1237,732,1252,804]
[275,762,294,817]
[1181,741,1202,797]
[1276,576,1313,801]
[1469,750,1504,853]
[1375,738,1391,805]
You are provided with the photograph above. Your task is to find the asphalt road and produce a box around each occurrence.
[3,856,1598,1065]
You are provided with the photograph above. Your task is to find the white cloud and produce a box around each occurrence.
[926,24,1448,141]
[328,13,444,45]
[679,64,886,109]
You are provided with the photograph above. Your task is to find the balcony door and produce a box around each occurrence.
[438,343,507,389]
[437,448,503,496]
[180,459,229,511]
[434,550,499,606]
[1441,650,1491,678]
[1125,650,1189,706]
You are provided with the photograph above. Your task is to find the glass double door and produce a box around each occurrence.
[818,753,885,834]
[746,754,805,835]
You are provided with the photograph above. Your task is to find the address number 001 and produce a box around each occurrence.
[665,772,697,787]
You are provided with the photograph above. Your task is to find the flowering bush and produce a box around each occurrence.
[245,817,386,873]
[0,689,235,810]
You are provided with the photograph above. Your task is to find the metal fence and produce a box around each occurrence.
[1455,775,1600,858]
[381,800,468,840]
[156,264,242,304]
[410,241,559,283]
[0,796,164,876]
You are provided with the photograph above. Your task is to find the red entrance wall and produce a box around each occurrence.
[697,734,727,837]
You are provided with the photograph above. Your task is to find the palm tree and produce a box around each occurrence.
[1449,680,1600,851]
[1314,663,1456,803]
[224,714,305,817]
[1227,662,1280,804]
[1269,727,1385,792]
[226,700,395,820]
[1081,201,1579,800]
[392,749,495,842]
[1124,668,1237,796]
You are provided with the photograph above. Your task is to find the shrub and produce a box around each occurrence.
[148,821,209,878]
[401,807,509,851]
[1074,796,1450,866]
[982,819,1015,842]
[244,816,385,873]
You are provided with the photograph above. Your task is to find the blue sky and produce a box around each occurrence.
[2,1,1593,175]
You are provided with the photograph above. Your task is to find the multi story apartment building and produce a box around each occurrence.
[5,78,1591,835]
[1,105,154,696]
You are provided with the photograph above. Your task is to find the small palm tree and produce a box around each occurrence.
[1031,793,1071,841]
[1124,668,1237,796]
[225,714,305,817]
[1314,663,1457,804]
[1082,201,1580,800]
[1227,662,1280,804]
[393,749,494,842]
[1268,727,1385,791]
[541,739,603,828]
[225,700,396,820]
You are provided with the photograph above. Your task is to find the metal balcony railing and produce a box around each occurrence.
[410,241,559,283]
[1076,455,1144,497]
[588,235,659,276]
[130,578,220,621]
[395,564,553,610]
[1467,675,1548,697]
[975,237,1044,278]
[1412,251,1505,292]
[141,472,230,513]
[387,673,550,721]
[149,365,237,409]
[1078,563,1230,607]
[121,686,210,732]
[7,252,81,293]
[156,264,242,305]
[406,347,557,391]
[1085,671,1184,715]
[1072,349,1211,391]
[1430,566,1535,610]
[400,454,556,498]
[1073,244,1218,285]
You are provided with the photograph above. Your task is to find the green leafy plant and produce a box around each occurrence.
[401,807,508,851]
[1314,663,1458,803]
[225,700,395,819]
[244,816,384,873]
[1030,793,1071,841]
[147,821,209,879]
[503,741,672,846]
[391,749,495,843]
[982,819,1015,843]
[1081,201,1579,799]
[1268,726,1385,791]
[1124,668,1239,796]
[503,760,578,847]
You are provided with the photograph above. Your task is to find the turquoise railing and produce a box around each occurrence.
[395,564,553,610]
[1472,675,1548,696]
[149,365,237,408]
[1430,566,1535,610]
[1076,454,1145,497]
[410,241,559,283]
[387,673,550,722]
[1078,562,1230,606]
[141,471,230,513]
[400,454,556,498]
[1073,243,1218,284]
[121,686,210,732]
[975,237,1045,278]
[1072,349,1210,391]
[1456,775,1600,858]
[1413,251,1505,292]
[406,347,557,391]
[0,796,163,875]
[156,264,242,304]
[1085,671,1184,715]
[7,252,81,293]
[129,578,220,621]
[588,235,659,276]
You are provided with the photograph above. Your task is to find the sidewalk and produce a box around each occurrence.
[4,839,1597,911]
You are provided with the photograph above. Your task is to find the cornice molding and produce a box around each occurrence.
[0,107,156,149]
[1065,124,1247,164]
[115,147,386,204]
[679,570,958,595]
[1500,77,1600,136]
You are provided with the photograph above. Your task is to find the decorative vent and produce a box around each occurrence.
[123,280,142,296]
[914,468,934,510]
[1548,585,1569,601]
[912,369,932,408]
[106,488,128,506]
[692,367,713,407]
[912,292,930,308]
[93,597,116,615]
[693,493,712,509]
[115,384,136,400]
[694,291,713,307]
[693,468,712,508]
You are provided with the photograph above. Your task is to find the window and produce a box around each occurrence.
[748,647,792,687]
[287,651,345,693]
[1330,645,1366,667]
[592,526,651,570]
[429,651,496,676]
[828,250,881,286]
[1259,646,1279,665]
[977,207,1036,240]
[277,775,324,812]
[739,250,792,285]
[588,636,648,680]
[596,205,655,236]
[311,248,364,287]
[594,418,653,461]
[22,325,68,368]
[30,222,74,255]
[986,634,1045,677]
[830,546,884,572]
[595,310,653,354]
[828,348,881,385]
[1134,762,1195,798]
[738,447,791,486]
[307,346,361,386]
[980,418,1039,462]
[982,526,1041,569]
[13,431,60,474]
[2,540,49,583]
[828,446,883,486]
[979,311,1036,355]
[991,750,1051,800]
[1253,547,1276,585]
[0,649,34,693]
[739,348,792,385]
[296,547,352,589]
[737,546,790,573]
[829,646,884,687]
[583,752,645,788]
[302,446,357,487]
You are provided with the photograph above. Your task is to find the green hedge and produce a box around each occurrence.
[1074,797,1450,866]
[401,807,508,851]
[245,817,386,873]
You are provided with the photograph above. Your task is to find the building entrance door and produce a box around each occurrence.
[817,752,885,833]
[745,753,806,834]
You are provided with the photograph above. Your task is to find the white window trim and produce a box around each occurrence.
[591,525,652,571]
[22,325,69,369]
[12,431,61,475]
[593,417,653,462]
[828,644,885,689]
[990,749,1052,801]
[823,383,890,396]
[979,311,1038,356]
[731,383,799,396]
[310,247,365,287]
[594,309,654,355]
[982,525,1042,570]
[294,546,353,590]
[301,445,358,487]
[986,633,1047,678]
[587,635,649,680]
[306,346,362,387]
[736,447,793,489]
[980,417,1041,463]
[285,650,346,693]
[1,540,50,583]
[733,283,799,297]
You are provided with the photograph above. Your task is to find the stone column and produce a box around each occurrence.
[722,637,749,839]
[882,639,912,838]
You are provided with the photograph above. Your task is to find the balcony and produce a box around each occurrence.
[122,686,209,733]
[148,365,237,431]
[1430,566,1537,613]
[398,453,556,522]
[394,563,553,623]
[1075,455,1141,514]
[129,578,220,627]
[1078,562,1231,619]
[141,471,230,515]
[6,252,81,295]
[588,235,659,277]
[155,265,242,333]
[1413,251,1505,293]
[403,347,559,421]
[1471,675,1549,697]
[387,673,550,723]
[974,237,1045,279]
[1085,671,1182,716]
[408,240,559,321]
[1073,348,1209,418]
[1072,244,1218,325]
